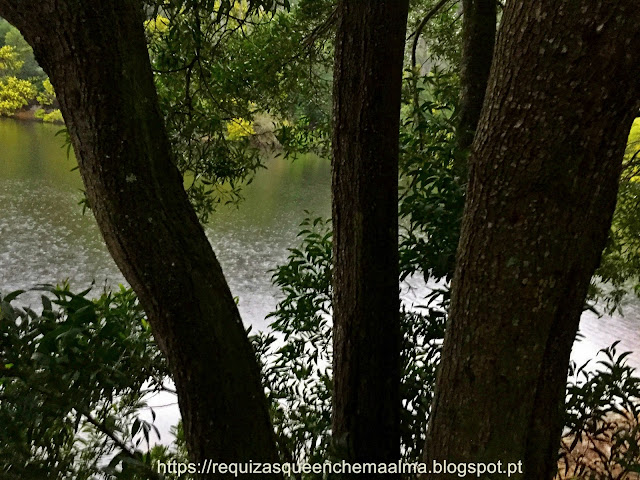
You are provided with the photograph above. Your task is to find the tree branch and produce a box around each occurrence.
[78,409,164,480]
[411,0,453,68]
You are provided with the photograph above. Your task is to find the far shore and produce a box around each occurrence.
[9,105,64,125]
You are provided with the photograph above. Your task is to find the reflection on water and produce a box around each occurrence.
[205,152,332,328]
[0,119,120,301]
[0,118,331,332]
[3,117,640,445]
[1,117,640,371]
[575,304,640,368]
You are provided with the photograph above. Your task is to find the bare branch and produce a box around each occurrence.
[411,0,453,69]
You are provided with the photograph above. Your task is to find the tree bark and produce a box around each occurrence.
[455,0,496,175]
[0,2,281,478]
[331,1,409,474]
[423,1,640,479]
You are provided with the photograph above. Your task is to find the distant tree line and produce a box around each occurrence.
[0,17,60,121]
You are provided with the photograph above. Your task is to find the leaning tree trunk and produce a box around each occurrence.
[0,2,281,477]
[424,1,640,479]
[331,0,409,474]
[455,0,496,171]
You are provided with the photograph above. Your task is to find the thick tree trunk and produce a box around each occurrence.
[424,1,640,479]
[331,1,409,474]
[0,2,281,478]
[455,0,496,174]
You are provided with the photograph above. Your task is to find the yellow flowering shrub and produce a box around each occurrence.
[144,15,169,42]
[0,76,36,116]
[226,118,255,140]
[36,78,56,106]
[0,45,23,75]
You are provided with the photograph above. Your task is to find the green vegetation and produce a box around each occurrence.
[0,286,170,479]
[2,1,640,479]
[0,18,58,121]
[0,75,34,116]
[143,0,334,217]
[593,119,640,313]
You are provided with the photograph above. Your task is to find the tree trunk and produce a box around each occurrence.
[424,1,640,479]
[455,0,496,174]
[331,1,409,474]
[0,2,281,477]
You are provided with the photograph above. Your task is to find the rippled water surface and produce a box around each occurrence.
[2,118,640,440]
[0,118,331,330]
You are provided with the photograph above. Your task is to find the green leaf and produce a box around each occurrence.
[2,289,25,303]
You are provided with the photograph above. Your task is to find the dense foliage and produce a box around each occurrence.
[560,343,640,479]
[0,18,59,121]
[144,0,335,219]
[2,0,640,478]
[0,286,170,479]
[593,120,640,314]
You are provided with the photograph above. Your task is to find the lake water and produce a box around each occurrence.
[0,118,332,331]
[2,118,640,441]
